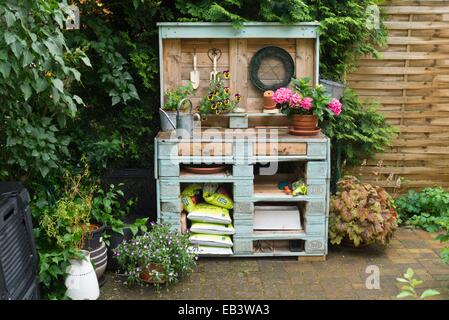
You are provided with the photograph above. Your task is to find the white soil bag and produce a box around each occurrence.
[189,234,233,247]
[190,222,235,235]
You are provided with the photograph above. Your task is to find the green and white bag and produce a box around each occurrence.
[190,222,235,235]
[187,203,232,224]
[193,245,233,256]
[189,233,233,248]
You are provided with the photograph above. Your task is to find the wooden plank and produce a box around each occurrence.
[253,142,307,156]
[383,6,449,14]
[178,142,233,156]
[163,39,181,95]
[384,21,449,30]
[295,38,315,83]
[388,37,449,45]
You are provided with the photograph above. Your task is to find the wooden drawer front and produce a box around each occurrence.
[307,179,327,197]
[233,181,253,200]
[233,165,253,177]
[305,238,326,254]
[253,142,307,156]
[234,238,253,254]
[306,162,328,179]
[158,162,180,177]
[159,181,180,200]
[178,142,233,156]
[161,200,182,213]
[307,142,327,158]
[305,200,327,216]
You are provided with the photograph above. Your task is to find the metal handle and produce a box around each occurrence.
[159,108,176,129]
[177,98,193,116]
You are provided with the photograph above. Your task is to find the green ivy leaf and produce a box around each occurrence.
[397,291,414,299]
[20,83,32,101]
[52,78,64,93]
[420,289,440,299]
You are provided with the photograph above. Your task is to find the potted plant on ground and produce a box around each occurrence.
[160,82,195,131]
[113,223,197,287]
[274,77,342,135]
[329,176,398,247]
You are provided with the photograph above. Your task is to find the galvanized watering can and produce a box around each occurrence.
[159,98,201,138]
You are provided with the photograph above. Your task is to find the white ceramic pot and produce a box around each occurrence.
[65,250,100,300]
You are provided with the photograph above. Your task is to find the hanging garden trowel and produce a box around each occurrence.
[190,52,200,89]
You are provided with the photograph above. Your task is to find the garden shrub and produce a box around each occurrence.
[395,187,449,263]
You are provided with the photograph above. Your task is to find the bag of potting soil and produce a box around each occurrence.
[187,203,232,224]
[189,233,233,248]
[190,222,235,235]
[181,183,203,212]
[193,245,233,256]
[203,184,233,209]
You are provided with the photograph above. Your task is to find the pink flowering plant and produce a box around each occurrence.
[275,77,343,121]
[113,223,197,287]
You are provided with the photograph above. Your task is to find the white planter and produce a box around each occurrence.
[65,250,100,300]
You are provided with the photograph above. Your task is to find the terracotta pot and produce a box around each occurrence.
[292,114,318,130]
[263,90,276,110]
[139,263,165,284]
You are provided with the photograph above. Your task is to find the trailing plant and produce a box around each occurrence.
[198,71,240,117]
[113,223,197,288]
[0,0,90,180]
[329,175,398,246]
[276,77,342,120]
[396,268,440,300]
[163,82,195,111]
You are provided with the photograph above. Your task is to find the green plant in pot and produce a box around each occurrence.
[329,176,398,247]
[113,223,197,288]
[275,77,342,136]
[198,71,240,118]
[160,82,195,131]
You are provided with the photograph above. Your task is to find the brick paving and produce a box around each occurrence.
[101,228,449,300]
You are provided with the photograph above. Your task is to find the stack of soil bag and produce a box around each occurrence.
[181,183,235,255]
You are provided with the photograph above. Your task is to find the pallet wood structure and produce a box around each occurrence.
[155,23,329,259]
[348,0,449,190]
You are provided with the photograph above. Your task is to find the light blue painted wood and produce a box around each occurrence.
[158,143,178,158]
[305,238,326,254]
[233,165,253,177]
[307,179,327,197]
[159,180,180,200]
[305,200,327,216]
[234,180,253,200]
[233,238,253,253]
[306,161,328,179]
[157,22,319,39]
[229,115,248,129]
[307,142,327,157]
[161,200,182,213]
[158,162,180,177]
[234,202,254,214]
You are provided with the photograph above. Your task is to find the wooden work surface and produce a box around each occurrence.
[156,128,328,143]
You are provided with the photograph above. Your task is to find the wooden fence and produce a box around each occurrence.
[348,0,449,190]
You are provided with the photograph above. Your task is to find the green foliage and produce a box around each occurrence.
[395,187,449,264]
[113,223,197,288]
[174,0,387,81]
[322,89,398,167]
[163,82,195,111]
[396,268,440,300]
[0,0,89,179]
[329,176,398,246]
[198,72,240,116]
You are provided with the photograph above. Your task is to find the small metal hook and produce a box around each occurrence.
[207,48,222,62]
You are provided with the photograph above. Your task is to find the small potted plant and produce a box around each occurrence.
[329,176,398,247]
[113,223,197,287]
[160,82,195,131]
[198,71,241,118]
[274,77,342,135]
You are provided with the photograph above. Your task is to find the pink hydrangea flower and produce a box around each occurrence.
[328,98,342,116]
[300,97,313,110]
[272,87,293,104]
[289,93,302,107]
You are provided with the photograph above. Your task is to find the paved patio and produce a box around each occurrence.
[101,228,449,300]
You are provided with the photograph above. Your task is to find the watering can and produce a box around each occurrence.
[159,98,201,138]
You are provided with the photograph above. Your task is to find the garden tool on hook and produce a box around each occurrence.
[208,48,221,81]
[190,49,200,89]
